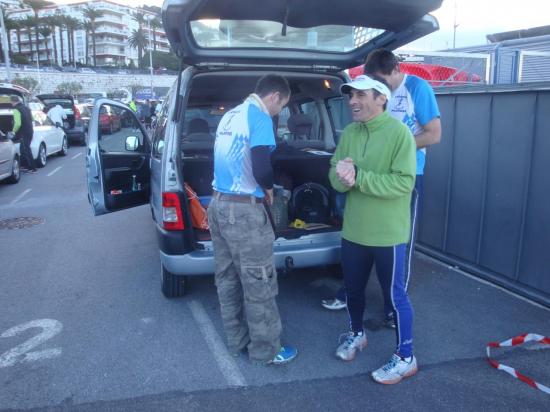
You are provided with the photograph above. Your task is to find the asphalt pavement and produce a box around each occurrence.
[0,145,548,411]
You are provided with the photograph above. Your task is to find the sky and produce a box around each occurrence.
[53,0,550,51]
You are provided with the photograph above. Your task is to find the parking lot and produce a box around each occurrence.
[0,145,548,411]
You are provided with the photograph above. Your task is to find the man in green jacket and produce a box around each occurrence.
[329,75,417,384]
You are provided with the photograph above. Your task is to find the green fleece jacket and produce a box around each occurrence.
[329,111,416,247]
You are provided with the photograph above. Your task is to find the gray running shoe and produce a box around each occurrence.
[335,332,367,361]
[372,354,418,384]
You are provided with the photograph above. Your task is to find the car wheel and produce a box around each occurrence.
[161,262,186,298]
[59,136,68,156]
[36,143,47,168]
[6,156,20,184]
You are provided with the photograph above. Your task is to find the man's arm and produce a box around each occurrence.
[251,145,274,204]
[12,109,21,133]
[414,117,441,149]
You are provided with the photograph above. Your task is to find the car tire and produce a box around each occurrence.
[36,143,47,168]
[59,136,68,156]
[6,156,20,184]
[161,262,186,298]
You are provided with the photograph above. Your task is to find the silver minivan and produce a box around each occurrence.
[85,0,441,297]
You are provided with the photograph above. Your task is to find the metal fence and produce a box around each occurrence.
[398,50,491,85]
[418,83,550,307]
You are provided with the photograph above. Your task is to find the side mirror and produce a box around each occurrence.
[125,135,139,151]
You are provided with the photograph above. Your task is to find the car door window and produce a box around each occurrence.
[98,103,147,153]
[152,99,170,158]
[327,97,352,143]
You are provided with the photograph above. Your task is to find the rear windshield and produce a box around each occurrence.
[41,98,73,108]
[183,107,227,135]
[191,20,383,52]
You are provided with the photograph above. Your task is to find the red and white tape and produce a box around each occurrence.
[486,333,550,395]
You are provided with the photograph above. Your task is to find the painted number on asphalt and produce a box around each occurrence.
[0,319,63,368]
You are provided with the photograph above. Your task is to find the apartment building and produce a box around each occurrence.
[6,0,170,66]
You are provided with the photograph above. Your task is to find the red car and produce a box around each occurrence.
[99,105,122,134]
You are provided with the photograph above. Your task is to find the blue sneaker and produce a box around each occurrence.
[267,345,298,365]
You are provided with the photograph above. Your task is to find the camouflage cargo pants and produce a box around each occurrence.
[207,196,282,362]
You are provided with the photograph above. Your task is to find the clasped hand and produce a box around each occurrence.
[336,157,356,187]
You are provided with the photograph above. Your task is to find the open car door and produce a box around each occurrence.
[86,99,151,216]
[162,0,443,70]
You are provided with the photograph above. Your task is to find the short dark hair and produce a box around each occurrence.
[364,49,399,76]
[255,74,290,99]
[369,74,390,110]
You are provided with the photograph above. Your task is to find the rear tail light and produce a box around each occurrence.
[74,105,81,120]
[162,192,185,230]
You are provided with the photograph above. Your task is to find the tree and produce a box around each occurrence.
[126,82,145,99]
[64,16,81,65]
[43,16,59,65]
[139,50,179,71]
[12,76,39,94]
[21,16,35,61]
[23,1,54,63]
[55,11,66,64]
[82,20,93,66]
[6,17,23,55]
[82,5,103,67]
[55,81,82,96]
[128,28,147,67]
[12,54,29,65]
[37,26,52,63]
[3,10,16,55]
[150,17,162,52]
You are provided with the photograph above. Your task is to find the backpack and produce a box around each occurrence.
[291,182,330,224]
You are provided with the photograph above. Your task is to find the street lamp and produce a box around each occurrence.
[146,14,154,99]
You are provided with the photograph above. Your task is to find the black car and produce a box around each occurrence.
[37,94,87,145]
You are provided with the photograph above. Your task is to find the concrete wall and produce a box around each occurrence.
[0,70,177,96]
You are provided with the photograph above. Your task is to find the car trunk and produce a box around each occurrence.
[180,70,346,242]
[37,96,76,129]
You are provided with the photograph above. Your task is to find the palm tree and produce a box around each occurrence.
[54,11,65,65]
[150,17,162,52]
[22,16,35,61]
[64,16,81,65]
[82,5,103,67]
[130,12,146,66]
[128,28,147,66]
[23,1,53,63]
[38,25,52,63]
[43,16,59,66]
[3,12,17,55]
[82,20,93,66]
[8,18,23,55]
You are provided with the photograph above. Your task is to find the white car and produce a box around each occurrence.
[30,111,68,167]
[0,132,20,183]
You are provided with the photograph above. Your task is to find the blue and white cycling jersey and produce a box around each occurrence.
[212,94,275,198]
[388,74,440,175]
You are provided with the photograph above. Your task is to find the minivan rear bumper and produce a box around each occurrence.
[160,231,342,275]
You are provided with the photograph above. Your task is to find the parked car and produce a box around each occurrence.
[76,103,93,134]
[86,0,442,297]
[0,83,29,183]
[0,131,20,184]
[36,94,87,145]
[98,105,122,134]
[30,110,68,167]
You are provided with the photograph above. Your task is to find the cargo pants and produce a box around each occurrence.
[207,196,282,362]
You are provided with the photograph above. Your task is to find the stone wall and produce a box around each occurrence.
[1,70,177,96]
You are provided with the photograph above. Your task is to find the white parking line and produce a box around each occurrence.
[187,300,247,387]
[47,167,62,177]
[10,189,31,205]
[71,152,82,160]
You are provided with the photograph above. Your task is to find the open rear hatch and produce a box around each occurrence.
[162,0,442,70]
[36,94,76,128]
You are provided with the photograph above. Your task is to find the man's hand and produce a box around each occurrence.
[336,157,356,188]
[264,188,274,205]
